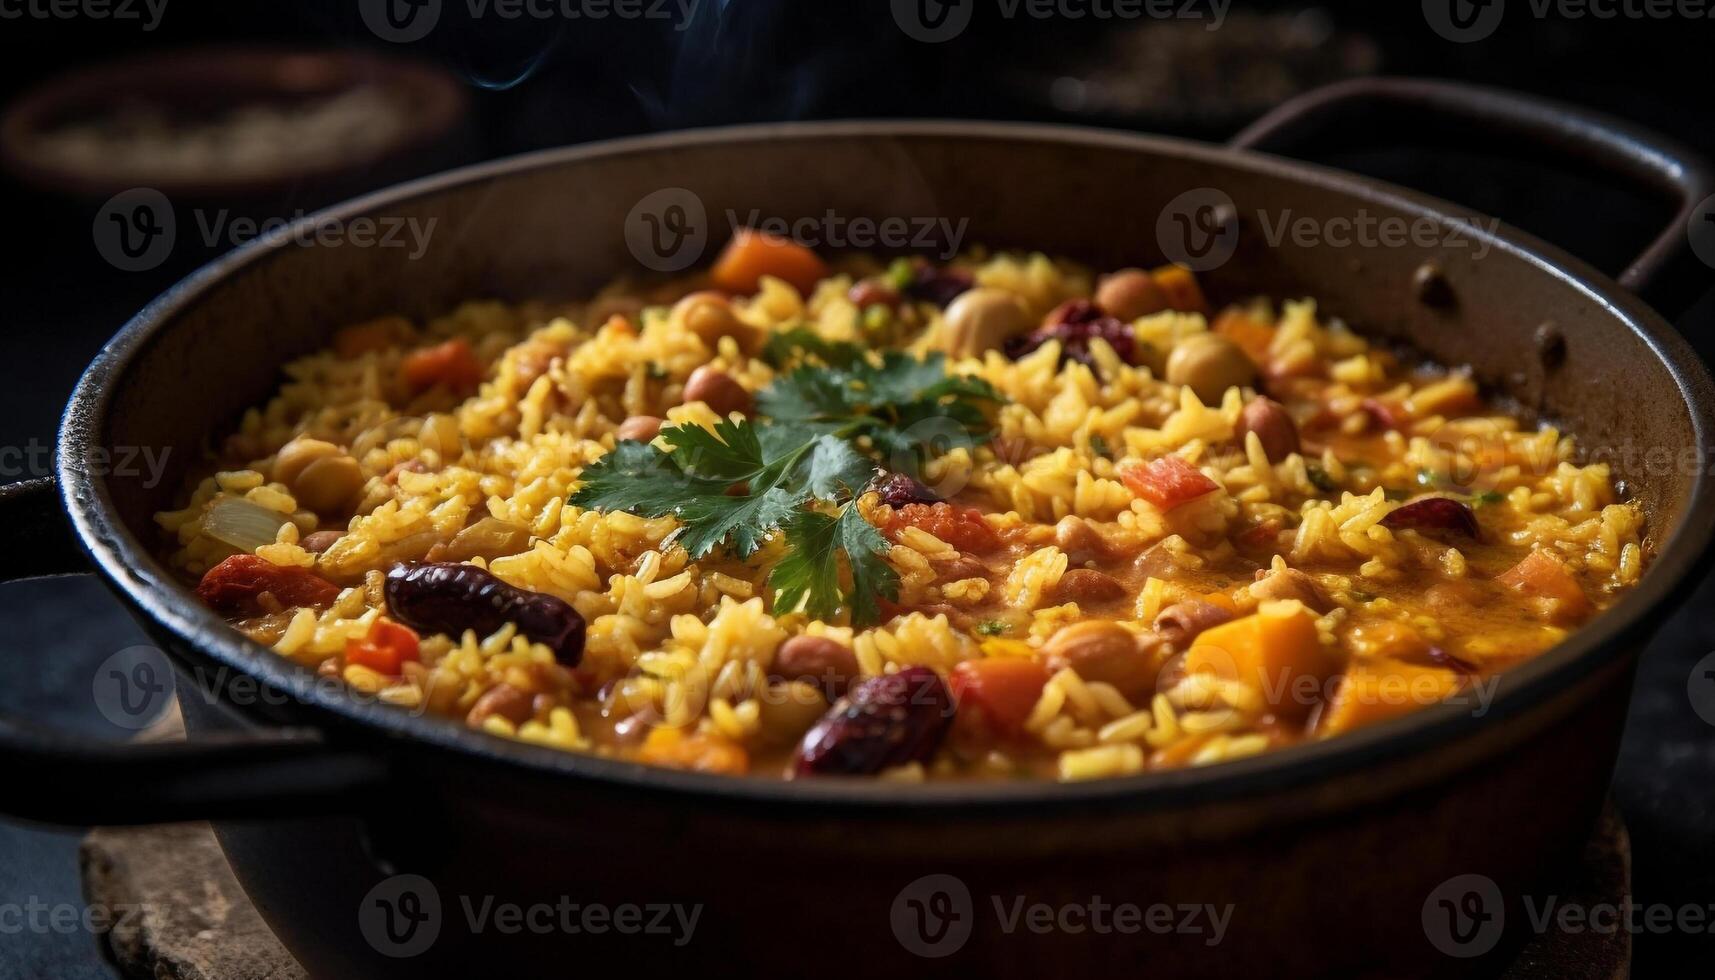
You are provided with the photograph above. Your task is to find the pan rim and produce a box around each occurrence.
[57,118,1715,812]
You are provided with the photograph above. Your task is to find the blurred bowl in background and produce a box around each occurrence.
[0,47,468,199]
[1008,9,1380,135]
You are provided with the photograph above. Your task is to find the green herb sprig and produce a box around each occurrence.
[571,336,1003,624]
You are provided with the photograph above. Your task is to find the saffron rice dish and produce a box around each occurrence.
[158,233,1645,781]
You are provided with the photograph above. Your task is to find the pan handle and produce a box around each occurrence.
[0,477,389,826]
[1231,77,1714,316]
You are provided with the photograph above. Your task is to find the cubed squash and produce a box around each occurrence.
[1184,600,1336,719]
[1319,659,1463,736]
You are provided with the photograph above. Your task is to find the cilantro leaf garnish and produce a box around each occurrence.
[569,336,1001,624]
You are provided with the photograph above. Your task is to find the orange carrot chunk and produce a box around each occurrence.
[1122,455,1219,510]
[1185,602,1337,720]
[950,657,1050,736]
[344,618,421,676]
[1497,549,1591,624]
[1320,659,1462,736]
[400,337,484,395]
[709,229,829,296]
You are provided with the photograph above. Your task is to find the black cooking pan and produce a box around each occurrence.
[2,79,1711,978]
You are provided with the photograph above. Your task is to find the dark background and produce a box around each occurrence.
[1,2,1712,977]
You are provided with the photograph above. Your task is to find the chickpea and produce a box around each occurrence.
[1042,621,1160,699]
[1236,397,1300,462]
[293,453,366,516]
[1165,333,1257,405]
[272,437,341,487]
[682,366,753,417]
[615,415,664,443]
[755,680,830,747]
[771,635,858,700]
[1095,268,1168,322]
[672,291,758,352]
[939,287,1029,358]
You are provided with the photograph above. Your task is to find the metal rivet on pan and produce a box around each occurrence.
[1412,262,1454,307]
[1534,322,1567,369]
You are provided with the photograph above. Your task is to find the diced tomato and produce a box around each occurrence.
[708,229,829,296]
[950,657,1049,737]
[885,502,1000,553]
[196,554,341,616]
[1122,456,1219,510]
[1498,549,1591,624]
[400,337,484,394]
[344,618,421,676]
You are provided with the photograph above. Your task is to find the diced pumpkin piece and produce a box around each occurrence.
[1184,601,1336,719]
[344,618,421,676]
[1213,309,1276,364]
[1122,455,1219,511]
[1320,658,1462,736]
[1497,549,1591,624]
[638,727,750,775]
[950,657,1050,737]
[709,229,829,296]
[1150,264,1208,314]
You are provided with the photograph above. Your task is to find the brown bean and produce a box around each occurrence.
[466,683,534,727]
[847,280,900,310]
[1094,268,1168,322]
[1053,568,1126,605]
[935,552,991,582]
[1166,333,1256,405]
[673,291,758,351]
[682,366,753,416]
[771,635,859,700]
[1236,397,1300,462]
[1042,621,1159,699]
[615,415,664,443]
[1054,515,1114,566]
[1153,600,1235,648]
[1249,568,1334,613]
[299,530,344,554]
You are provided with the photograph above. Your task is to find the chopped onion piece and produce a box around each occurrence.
[204,497,291,552]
